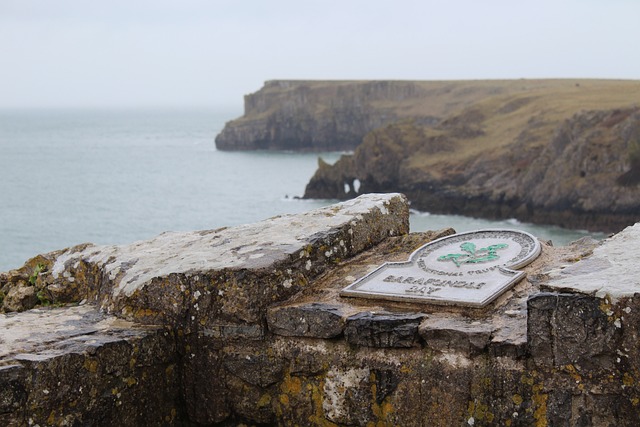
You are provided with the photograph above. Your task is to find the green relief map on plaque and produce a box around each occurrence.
[437,242,509,267]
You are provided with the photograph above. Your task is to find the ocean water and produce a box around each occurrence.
[0,108,604,272]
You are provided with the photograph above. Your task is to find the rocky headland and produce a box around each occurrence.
[2,194,640,426]
[216,79,640,232]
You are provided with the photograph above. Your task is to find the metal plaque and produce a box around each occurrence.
[340,229,541,307]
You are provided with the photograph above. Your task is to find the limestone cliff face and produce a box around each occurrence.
[215,79,580,151]
[215,80,430,151]
[305,104,640,233]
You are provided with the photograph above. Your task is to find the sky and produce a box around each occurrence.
[1,0,639,109]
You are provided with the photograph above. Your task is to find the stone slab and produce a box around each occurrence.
[419,315,493,355]
[344,311,426,348]
[544,222,640,301]
[340,229,541,307]
[0,305,154,364]
[267,303,350,338]
[0,305,181,426]
[46,193,408,298]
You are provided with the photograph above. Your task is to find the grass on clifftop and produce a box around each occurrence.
[402,80,640,171]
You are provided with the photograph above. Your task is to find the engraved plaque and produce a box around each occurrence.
[340,229,541,307]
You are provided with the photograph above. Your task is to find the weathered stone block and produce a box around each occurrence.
[267,302,348,338]
[0,365,26,422]
[202,322,264,341]
[528,292,620,369]
[180,342,229,424]
[323,366,375,424]
[527,292,559,366]
[344,311,426,348]
[0,306,181,426]
[284,340,330,375]
[225,374,275,424]
[223,351,286,388]
[419,315,493,355]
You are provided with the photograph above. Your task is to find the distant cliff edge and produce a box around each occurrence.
[215,79,565,151]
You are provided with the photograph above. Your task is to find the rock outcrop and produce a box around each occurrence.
[3,194,640,426]
[305,104,640,233]
[215,80,427,151]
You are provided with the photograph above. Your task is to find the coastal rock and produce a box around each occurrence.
[305,105,640,233]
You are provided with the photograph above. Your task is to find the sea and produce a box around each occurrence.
[0,108,605,272]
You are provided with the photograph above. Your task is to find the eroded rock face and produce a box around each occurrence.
[215,80,435,151]
[305,107,640,233]
[2,195,640,426]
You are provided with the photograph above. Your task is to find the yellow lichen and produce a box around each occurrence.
[371,401,395,423]
[521,373,535,386]
[165,407,178,423]
[308,379,339,427]
[133,308,157,319]
[512,394,523,405]
[279,393,290,406]
[165,365,175,376]
[281,374,303,395]
[563,364,583,384]
[258,393,272,408]
[623,372,635,387]
[532,383,548,427]
[399,365,412,374]
[467,400,494,423]
[598,295,614,320]
[83,358,98,373]
[370,372,395,424]
[47,410,56,425]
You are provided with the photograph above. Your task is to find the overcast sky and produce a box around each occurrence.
[1,0,638,109]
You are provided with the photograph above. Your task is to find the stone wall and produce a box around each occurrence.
[2,193,640,426]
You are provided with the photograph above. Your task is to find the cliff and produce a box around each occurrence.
[3,195,640,426]
[215,79,607,151]
[303,81,640,233]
